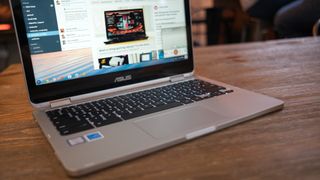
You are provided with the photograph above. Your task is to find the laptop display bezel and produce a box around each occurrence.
[10,0,194,104]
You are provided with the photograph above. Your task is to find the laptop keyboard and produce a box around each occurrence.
[46,79,233,136]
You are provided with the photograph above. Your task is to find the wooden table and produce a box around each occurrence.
[1,37,319,179]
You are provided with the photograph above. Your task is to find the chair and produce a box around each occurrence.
[313,19,320,36]
[0,2,17,72]
[0,30,10,72]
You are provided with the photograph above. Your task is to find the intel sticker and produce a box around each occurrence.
[68,137,85,147]
[84,131,104,142]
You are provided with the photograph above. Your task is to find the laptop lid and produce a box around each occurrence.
[10,0,194,104]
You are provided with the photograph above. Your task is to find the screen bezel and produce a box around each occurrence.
[10,0,194,104]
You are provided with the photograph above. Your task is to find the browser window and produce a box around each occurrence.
[20,0,189,85]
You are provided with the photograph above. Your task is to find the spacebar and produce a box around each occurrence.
[122,102,183,120]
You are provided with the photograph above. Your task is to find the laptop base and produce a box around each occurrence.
[34,76,283,176]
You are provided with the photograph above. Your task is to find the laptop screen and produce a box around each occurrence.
[20,0,189,86]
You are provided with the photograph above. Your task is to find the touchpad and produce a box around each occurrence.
[134,106,228,139]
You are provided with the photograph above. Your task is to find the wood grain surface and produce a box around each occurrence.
[0,37,319,180]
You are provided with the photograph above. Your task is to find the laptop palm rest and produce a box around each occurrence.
[134,106,228,139]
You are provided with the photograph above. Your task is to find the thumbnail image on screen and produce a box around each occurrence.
[104,9,148,43]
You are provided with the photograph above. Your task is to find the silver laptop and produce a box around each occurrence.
[10,0,283,176]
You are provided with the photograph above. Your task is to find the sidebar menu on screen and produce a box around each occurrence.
[21,0,61,54]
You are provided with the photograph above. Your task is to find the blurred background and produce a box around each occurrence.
[1,0,20,72]
[1,0,319,72]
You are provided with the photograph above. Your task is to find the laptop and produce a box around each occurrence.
[104,9,149,45]
[10,0,283,176]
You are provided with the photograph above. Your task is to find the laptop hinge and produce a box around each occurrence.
[170,75,186,83]
[50,98,72,109]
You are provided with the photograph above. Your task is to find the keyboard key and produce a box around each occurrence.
[59,123,94,136]
[94,117,122,127]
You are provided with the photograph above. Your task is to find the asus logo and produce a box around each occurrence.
[114,75,132,83]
